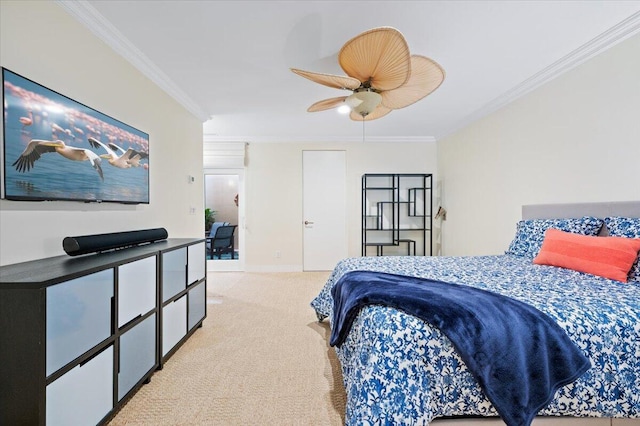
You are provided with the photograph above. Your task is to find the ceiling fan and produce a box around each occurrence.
[291,26,445,121]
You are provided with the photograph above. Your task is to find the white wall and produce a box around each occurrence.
[437,33,640,256]
[244,141,437,271]
[0,1,204,266]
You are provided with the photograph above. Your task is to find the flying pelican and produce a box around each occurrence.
[51,123,65,138]
[88,137,147,168]
[108,142,148,167]
[12,139,104,181]
[19,110,33,130]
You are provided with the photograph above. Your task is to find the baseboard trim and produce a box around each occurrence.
[245,265,304,273]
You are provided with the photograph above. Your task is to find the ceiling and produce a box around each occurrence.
[61,1,640,143]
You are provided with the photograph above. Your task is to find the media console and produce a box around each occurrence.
[0,238,206,425]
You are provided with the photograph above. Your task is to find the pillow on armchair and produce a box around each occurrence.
[208,221,229,238]
[207,222,230,255]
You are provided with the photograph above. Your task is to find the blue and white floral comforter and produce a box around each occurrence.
[310,254,640,425]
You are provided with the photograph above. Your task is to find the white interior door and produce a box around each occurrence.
[303,150,347,271]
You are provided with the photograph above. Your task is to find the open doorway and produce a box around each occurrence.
[204,169,244,271]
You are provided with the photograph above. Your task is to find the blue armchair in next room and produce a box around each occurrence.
[206,222,237,259]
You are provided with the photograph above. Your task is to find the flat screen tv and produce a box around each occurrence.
[1,67,149,204]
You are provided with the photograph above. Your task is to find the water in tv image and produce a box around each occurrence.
[2,68,149,203]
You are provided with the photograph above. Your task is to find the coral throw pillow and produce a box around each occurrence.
[533,229,640,282]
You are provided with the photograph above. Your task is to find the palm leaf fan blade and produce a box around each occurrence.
[307,96,348,112]
[381,55,445,110]
[339,27,410,91]
[290,68,361,90]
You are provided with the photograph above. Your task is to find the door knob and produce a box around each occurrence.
[304,220,314,225]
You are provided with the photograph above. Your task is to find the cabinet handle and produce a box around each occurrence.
[111,296,116,335]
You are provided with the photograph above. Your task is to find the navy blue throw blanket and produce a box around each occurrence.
[330,271,591,426]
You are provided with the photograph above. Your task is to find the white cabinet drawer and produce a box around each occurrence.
[118,256,157,327]
[46,345,113,426]
[46,270,113,376]
[162,248,186,302]
[118,313,156,400]
[188,280,206,331]
[187,242,206,285]
[162,295,187,356]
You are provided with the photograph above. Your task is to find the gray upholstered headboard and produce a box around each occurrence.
[522,201,640,220]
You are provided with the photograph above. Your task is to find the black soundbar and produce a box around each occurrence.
[63,228,168,256]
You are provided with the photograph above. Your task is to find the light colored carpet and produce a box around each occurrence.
[108,271,346,425]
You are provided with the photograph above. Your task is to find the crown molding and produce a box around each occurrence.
[55,0,210,122]
[203,135,250,144]
[436,11,640,140]
[203,134,436,144]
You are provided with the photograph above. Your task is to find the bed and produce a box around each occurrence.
[311,201,640,426]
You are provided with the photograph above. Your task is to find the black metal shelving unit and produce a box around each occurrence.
[361,173,433,257]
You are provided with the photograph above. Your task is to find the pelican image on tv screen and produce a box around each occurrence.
[1,67,150,204]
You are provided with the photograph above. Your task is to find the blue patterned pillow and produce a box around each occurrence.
[604,216,640,282]
[506,216,603,259]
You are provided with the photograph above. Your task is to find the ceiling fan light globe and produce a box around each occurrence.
[345,94,364,108]
[352,91,382,116]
